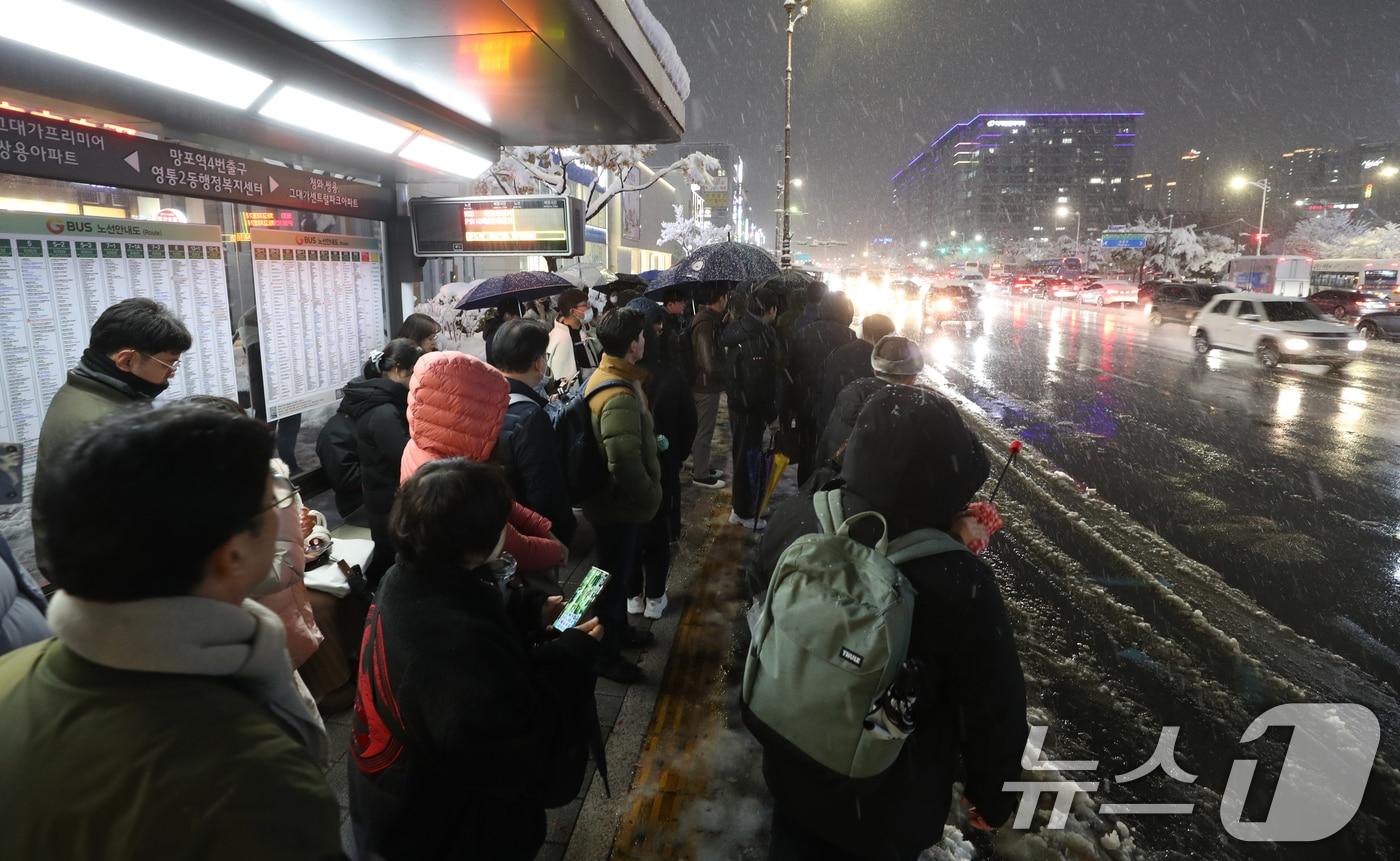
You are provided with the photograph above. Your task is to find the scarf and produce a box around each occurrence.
[47,591,328,764]
[74,348,169,400]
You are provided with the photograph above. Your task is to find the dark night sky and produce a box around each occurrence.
[646,0,1400,245]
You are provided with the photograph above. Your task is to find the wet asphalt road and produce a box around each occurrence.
[915,295,1400,689]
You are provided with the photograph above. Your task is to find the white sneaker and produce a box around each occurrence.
[626,595,645,615]
[644,594,668,620]
[728,511,767,531]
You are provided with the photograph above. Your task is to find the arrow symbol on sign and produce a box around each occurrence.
[124,152,140,172]
[269,176,278,192]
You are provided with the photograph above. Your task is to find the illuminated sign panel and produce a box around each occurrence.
[986,119,1026,128]
[409,195,584,256]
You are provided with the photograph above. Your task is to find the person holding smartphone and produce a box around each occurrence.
[349,458,602,861]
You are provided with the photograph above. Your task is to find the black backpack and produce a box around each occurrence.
[562,379,634,500]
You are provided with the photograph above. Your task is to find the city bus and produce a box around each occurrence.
[1309,259,1400,297]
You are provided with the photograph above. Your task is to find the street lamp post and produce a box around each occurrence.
[780,0,810,269]
[1230,176,1271,255]
[1056,205,1081,256]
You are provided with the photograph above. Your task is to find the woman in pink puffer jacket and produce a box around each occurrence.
[399,351,566,572]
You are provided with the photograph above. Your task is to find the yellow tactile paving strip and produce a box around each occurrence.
[611,506,749,859]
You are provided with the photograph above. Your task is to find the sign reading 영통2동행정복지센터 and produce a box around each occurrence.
[248,228,386,422]
[0,110,394,221]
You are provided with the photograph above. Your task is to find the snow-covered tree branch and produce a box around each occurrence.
[1281,212,1400,259]
[474,145,721,222]
[657,204,731,255]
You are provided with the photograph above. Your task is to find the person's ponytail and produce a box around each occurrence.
[364,337,425,380]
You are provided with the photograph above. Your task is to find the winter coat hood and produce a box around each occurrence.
[817,292,854,326]
[402,351,509,471]
[340,377,408,420]
[840,385,988,531]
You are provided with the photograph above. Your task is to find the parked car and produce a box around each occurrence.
[1189,293,1368,369]
[1355,311,1400,341]
[923,284,982,331]
[1144,283,1232,326]
[1305,289,1393,322]
[1077,280,1140,306]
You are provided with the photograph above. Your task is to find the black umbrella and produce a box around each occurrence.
[647,241,781,295]
[455,271,574,311]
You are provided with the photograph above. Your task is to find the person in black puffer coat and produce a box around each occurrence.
[348,459,602,861]
[748,385,1029,861]
[816,313,894,436]
[720,286,783,526]
[340,338,423,589]
[787,290,855,484]
[316,410,364,519]
[627,298,698,618]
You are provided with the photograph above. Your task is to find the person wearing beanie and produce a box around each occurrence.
[812,335,927,484]
[748,385,1028,860]
[870,334,925,383]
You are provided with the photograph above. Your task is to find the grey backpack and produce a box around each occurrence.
[741,490,969,780]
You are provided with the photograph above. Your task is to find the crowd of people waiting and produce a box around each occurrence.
[0,272,1028,861]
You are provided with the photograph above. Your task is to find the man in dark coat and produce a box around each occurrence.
[491,319,577,547]
[33,298,190,575]
[626,298,698,618]
[720,286,783,528]
[749,385,1028,861]
[816,313,894,434]
[687,284,731,490]
[315,410,364,518]
[786,291,855,484]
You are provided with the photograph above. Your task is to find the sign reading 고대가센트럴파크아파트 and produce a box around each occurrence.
[0,112,394,221]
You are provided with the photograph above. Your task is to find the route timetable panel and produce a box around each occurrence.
[0,212,237,450]
[248,228,385,421]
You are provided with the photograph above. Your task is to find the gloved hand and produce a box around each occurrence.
[951,501,1003,554]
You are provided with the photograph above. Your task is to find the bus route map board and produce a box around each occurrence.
[0,212,237,449]
[249,229,385,421]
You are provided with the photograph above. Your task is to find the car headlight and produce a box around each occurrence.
[933,298,955,313]
[1348,339,1368,351]
[1283,338,1310,352]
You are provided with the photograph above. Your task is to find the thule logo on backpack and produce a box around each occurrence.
[839,647,864,667]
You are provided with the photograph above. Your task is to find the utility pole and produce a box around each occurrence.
[780,0,810,269]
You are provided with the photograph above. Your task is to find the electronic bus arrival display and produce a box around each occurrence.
[409,195,584,257]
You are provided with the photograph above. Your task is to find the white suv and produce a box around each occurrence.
[1189,293,1368,369]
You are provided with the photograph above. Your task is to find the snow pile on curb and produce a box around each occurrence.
[626,0,692,100]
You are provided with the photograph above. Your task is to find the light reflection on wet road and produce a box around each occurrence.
[919,296,1400,686]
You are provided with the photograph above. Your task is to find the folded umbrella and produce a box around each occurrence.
[455,271,574,311]
[758,451,791,519]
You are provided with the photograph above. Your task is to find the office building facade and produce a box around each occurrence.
[891,112,1141,245]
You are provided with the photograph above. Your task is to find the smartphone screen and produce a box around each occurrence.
[552,566,612,632]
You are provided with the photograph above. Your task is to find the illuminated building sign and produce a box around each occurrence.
[986,119,1026,128]
[1362,158,1386,170]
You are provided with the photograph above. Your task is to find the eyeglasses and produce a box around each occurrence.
[267,474,299,512]
[140,353,180,373]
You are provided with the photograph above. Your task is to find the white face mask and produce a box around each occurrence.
[583,308,596,325]
[432,332,446,351]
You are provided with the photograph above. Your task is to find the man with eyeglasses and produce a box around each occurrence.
[0,406,341,861]
[33,298,191,577]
